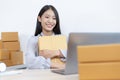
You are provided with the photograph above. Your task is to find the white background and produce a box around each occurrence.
[0,0,120,55]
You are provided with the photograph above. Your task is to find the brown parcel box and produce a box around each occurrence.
[51,57,65,66]
[0,40,2,49]
[1,32,18,41]
[3,41,20,51]
[10,51,23,65]
[79,62,120,80]
[38,35,67,66]
[38,35,67,50]
[0,49,10,60]
[1,59,13,67]
[77,44,120,63]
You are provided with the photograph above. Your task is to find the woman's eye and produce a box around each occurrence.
[53,18,56,20]
[45,16,49,18]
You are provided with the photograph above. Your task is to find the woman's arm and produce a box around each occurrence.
[39,49,66,58]
[39,49,67,69]
[25,36,50,69]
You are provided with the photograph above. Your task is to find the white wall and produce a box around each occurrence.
[0,0,120,54]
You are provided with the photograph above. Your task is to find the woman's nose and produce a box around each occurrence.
[48,18,53,23]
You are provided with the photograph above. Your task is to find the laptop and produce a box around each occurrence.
[51,32,120,75]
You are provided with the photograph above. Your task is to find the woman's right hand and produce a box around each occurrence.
[39,50,59,58]
[50,62,65,69]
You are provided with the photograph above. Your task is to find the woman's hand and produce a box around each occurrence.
[39,50,60,58]
[50,62,65,69]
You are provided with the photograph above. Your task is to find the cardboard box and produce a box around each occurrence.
[10,51,23,65]
[1,32,18,41]
[79,62,120,80]
[0,40,2,49]
[38,35,67,67]
[38,35,67,50]
[1,59,13,67]
[3,41,20,51]
[51,57,65,65]
[77,44,120,63]
[0,49,10,60]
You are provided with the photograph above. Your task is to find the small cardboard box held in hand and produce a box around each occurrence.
[38,35,67,50]
[38,35,67,66]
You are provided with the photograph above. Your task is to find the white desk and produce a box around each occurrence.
[0,69,78,80]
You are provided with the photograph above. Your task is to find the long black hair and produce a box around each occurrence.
[34,5,61,36]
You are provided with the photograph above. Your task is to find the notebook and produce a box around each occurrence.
[51,32,120,75]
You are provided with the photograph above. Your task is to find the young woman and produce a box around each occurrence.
[25,5,66,69]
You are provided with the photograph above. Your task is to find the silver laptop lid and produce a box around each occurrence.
[64,32,120,74]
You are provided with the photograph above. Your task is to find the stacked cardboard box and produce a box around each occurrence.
[0,32,23,67]
[77,44,120,80]
[0,40,2,49]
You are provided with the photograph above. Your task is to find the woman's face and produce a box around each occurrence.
[38,9,56,32]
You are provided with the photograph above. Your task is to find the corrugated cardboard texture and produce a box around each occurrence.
[51,57,65,65]
[0,49,10,60]
[1,59,13,67]
[0,40,2,49]
[77,44,120,63]
[79,62,120,80]
[3,41,20,51]
[1,32,18,41]
[38,35,67,50]
[10,51,23,65]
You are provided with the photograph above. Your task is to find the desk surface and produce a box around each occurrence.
[0,69,78,80]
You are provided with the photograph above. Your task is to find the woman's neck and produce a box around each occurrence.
[42,31,54,36]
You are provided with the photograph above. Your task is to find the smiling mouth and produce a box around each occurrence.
[46,24,54,28]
